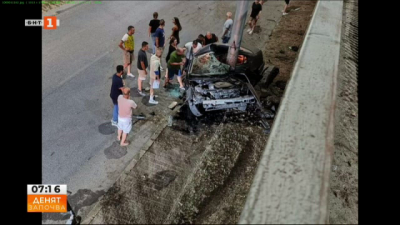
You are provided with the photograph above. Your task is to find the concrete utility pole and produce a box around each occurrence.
[227,0,250,71]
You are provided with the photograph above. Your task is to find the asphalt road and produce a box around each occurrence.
[42,0,240,196]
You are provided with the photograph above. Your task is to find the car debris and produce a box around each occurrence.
[168,115,173,127]
[169,101,178,110]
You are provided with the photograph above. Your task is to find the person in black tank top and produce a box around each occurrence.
[247,0,262,35]
[170,17,182,45]
[283,0,290,15]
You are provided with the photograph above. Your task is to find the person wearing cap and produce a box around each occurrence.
[117,87,137,146]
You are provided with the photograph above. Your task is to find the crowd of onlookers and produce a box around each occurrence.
[109,0,293,146]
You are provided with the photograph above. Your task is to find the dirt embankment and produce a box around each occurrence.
[98,107,269,224]
[42,1,67,13]
[165,1,318,224]
[263,1,317,82]
[99,114,215,224]
[165,123,268,224]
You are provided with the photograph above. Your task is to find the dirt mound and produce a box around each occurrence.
[165,123,267,224]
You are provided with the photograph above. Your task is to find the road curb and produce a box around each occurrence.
[82,104,182,224]
[42,1,86,17]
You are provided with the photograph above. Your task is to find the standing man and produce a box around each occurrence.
[148,12,160,55]
[204,32,219,45]
[166,48,186,90]
[155,19,166,53]
[184,40,202,69]
[117,87,138,147]
[119,26,135,78]
[137,42,149,96]
[110,65,125,127]
[221,12,233,44]
[155,19,166,71]
[149,48,162,104]
[247,0,262,35]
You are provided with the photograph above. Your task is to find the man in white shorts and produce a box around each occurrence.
[117,87,138,146]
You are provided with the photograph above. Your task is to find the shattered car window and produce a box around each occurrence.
[190,52,230,76]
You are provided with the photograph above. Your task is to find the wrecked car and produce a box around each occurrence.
[184,43,268,117]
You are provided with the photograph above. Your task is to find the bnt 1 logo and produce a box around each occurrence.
[25,17,60,30]
[44,16,58,30]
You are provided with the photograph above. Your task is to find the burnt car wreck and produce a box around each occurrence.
[183,43,273,132]
[185,44,264,115]
[181,1,274,132]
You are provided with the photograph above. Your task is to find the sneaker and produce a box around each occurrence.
[283,12,288,16]
[179,87,185,91]
[249,30,253,35]
[138,91,146,96]
[111,120,118,127]
[127,73,135,78]
[149,99,159,104]
[247,28,252,32]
